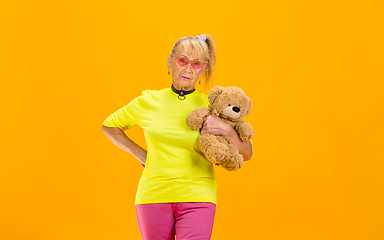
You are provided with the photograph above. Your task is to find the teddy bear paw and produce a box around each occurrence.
[221,160,242,171]
[221,154,243,171]
[205,145,229,164]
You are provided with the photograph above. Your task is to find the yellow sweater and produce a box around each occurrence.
[103,87,217,205]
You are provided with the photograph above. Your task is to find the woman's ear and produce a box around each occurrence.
[167,54,172,69]
[199,70,204,78]
[199,66,207,78]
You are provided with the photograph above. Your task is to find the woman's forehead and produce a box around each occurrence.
[176,47,206,60]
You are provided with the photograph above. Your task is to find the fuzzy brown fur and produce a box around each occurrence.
[186,86,253,171]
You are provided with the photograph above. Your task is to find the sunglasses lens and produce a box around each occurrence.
[176,57,188,66]
[174,56,206,68]
[192,61,205,69]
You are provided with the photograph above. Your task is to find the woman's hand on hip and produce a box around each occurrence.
[102,125,147,165]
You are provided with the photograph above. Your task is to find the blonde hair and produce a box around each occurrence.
[170,34,216,86]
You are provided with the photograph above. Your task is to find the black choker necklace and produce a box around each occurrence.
[171,85,195,100]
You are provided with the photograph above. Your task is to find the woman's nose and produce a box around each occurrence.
[184,62,193,72]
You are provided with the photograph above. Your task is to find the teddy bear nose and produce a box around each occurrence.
[233,106,240,113]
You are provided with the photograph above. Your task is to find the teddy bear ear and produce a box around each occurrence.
[208,86,225,104]
[245,97,252,116]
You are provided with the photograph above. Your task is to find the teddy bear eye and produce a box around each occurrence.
[228,104,231,106]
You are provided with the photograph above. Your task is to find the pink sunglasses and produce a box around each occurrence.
[174,55,207,69]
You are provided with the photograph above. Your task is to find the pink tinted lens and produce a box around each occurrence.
[175,57,188,66]
[175,56,206,69]
[192,61,205,69]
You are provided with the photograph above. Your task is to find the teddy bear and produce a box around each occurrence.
[186,86,254,171]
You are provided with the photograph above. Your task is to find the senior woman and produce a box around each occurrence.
[102,34,252,240]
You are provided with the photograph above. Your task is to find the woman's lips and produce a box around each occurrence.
[182,76,190,80]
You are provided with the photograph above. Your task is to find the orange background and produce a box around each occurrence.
[1,0,383,239]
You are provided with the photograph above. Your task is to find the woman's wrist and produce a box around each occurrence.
[133,148,147,165]
[223,126,253,161]
[223,125,238,143]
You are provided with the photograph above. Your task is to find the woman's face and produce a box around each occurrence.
[167,50,206,91]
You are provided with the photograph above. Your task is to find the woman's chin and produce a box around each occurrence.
[174,80,196,90]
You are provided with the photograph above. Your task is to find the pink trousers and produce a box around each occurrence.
[136,202,216,240]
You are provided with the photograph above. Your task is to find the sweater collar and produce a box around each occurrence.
[171,85,196,100]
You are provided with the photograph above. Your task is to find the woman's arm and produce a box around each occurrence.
[102,125,147,165]
[200,114,253,161]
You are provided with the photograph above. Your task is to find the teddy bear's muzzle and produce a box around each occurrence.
[223,105,241,119]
